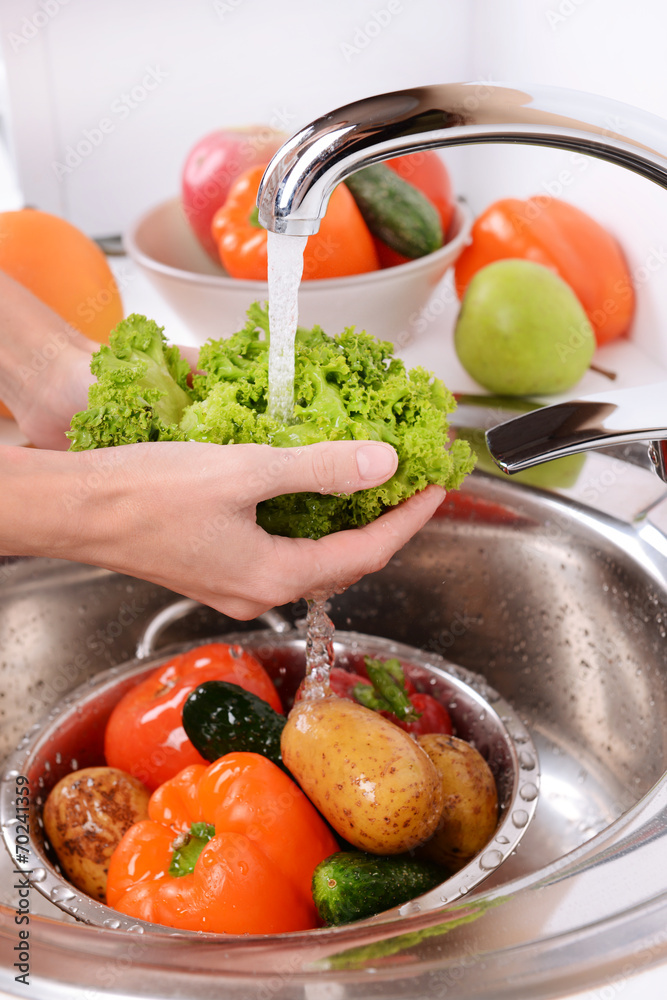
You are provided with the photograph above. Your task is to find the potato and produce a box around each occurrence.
[43,766,150,902]
[281,696,444,854]
[416,734,498,870]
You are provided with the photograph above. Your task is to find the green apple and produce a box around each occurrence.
[454,259,596,395]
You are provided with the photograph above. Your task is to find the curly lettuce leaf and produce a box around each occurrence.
[67,314,192,450]
[184,305,474,538]
[68,304,475,538]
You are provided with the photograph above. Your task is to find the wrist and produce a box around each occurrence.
[0,446,119,563]
[0,447,68,558]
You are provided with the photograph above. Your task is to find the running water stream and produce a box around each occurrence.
[267,230,308,422]
[266,233,338,696]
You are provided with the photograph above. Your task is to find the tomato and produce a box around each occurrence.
[375,151,455,268]
[328,666,452,736]
[453,196,635,346]
[104,643,283,791]
[181,126,286,260]
[387,692,453,736]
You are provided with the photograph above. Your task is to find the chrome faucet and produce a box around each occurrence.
[256,82,667,483]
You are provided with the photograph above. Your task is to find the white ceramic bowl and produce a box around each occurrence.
[124,197,472,346]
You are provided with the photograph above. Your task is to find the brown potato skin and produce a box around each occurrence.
[43,766,150,902]
[416,733,498,870]
[281,697,444,854]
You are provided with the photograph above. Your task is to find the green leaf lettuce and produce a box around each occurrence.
[68,303,475,539]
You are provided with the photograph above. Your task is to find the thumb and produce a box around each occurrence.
[247,440,398,503]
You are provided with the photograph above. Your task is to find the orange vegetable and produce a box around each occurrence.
[0,209,123,342]
[0,209,124,418]
[106,752,340,934]
[453,197,635,346]
[211,165,379,280]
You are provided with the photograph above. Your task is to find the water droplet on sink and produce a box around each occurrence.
[50,885,75,903]
[512,809,529,828]
[495,834,510,845]
[31,868,47,883]
[480,849,503,870]
[520,782,538,802]
[103,917,121,930]
[519,751,536,771]
[3,769,20,781]
[398,900,421,916]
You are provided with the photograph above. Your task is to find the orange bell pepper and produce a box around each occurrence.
[211,164,379,280]
[453,196,635,346]
[106,752,339,934]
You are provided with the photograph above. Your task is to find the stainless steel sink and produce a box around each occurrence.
[1,444,667,999]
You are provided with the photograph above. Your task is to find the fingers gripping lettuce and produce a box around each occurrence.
[68,303,474,538]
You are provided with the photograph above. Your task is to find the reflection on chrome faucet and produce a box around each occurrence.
[256,83,667,481]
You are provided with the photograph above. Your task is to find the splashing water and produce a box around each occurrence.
[267,230,307,422]
[267,232,336,699]
[301,596,335,700]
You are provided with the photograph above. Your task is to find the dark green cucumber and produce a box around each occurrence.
[182,680,285,767]
[312,851,447,925]
[344,163,443,258]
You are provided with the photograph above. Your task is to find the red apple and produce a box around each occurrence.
[181,126,287,260]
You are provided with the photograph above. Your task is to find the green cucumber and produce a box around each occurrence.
[182,680,286,767]
[344,163,443,258]
[312,851,447,925]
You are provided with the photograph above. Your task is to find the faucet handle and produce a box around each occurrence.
[485,382,667,484]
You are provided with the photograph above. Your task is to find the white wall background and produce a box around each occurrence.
[1,0,667,365]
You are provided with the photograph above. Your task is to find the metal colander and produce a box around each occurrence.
[0,599,539,935]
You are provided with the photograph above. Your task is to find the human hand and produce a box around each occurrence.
[0,271,96,449]
[48,438,445,618]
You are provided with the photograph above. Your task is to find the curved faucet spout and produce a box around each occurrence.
[256,82,667,235]
[485,383,667,484]
[256,82,667,482]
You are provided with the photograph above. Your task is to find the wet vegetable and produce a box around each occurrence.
[416,733,499,870]
[281,696,444,854]
[68,304,474,539]
[104,642,282,791]
[182,679,286,767]
[312,850,447,925]
[43,766,150,902]
[106,752,339,934]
